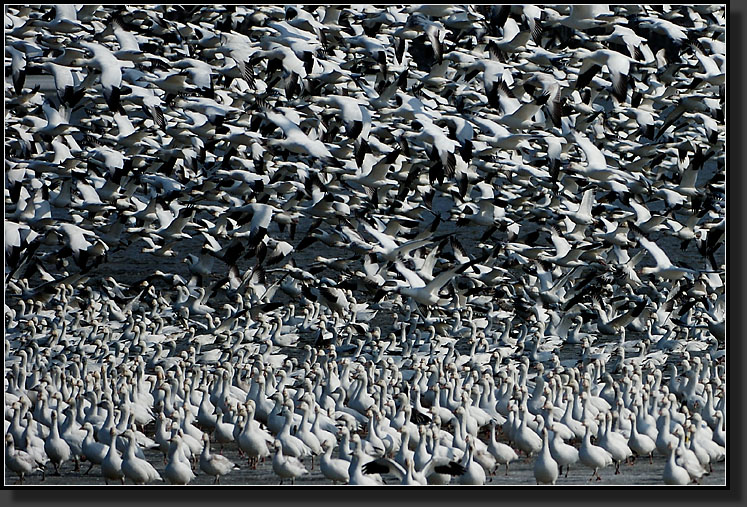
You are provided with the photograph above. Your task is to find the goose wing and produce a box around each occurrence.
[637,235,673,269]
[421,456,467,477]
[425,262,470,293]
[608,299,647,329]
[394,260,427,289]
[575,134,607,172]
[362,457,406,480]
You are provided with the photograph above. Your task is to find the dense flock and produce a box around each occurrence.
[5,5,725,486]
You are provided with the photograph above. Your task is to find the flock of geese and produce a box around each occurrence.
[5,5,725,486]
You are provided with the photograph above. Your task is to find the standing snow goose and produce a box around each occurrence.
[663,442,691,485]
[272,440,309,485]
[6,434,43,484]
[81,422,108,474]
[457,436,486,485]
[534,428,559,485]
[579,422,613,481]
[164,432,196,485]
[121,429,162,484]
[237,403,273,469]
[513,412,543,457]
[597,412,633,474]
[44,410,71,475]
[319,440,350,484]
[101,429,124,485]
[487,421,518,475]
[627,412,656,464]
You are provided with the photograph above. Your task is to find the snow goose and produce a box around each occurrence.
[635,233,698,281]
[686,424,712,474]
[627,412,656,464]
[673,426,706,483]
[545,4,620,32]
[691,413,725,465]
[6,434,43,484]
[597,412,633,474]
[44,410,71,475]
[294,402,323,467]
[164,432,196,485]
[264,109,336,162]
[534,428,559,485]
[81,422,108,474]
[347,434,384,485]
[548,423,579,478]
[6,45,29,96]
[272,440,309,485]
[568,132,630,185]
[74,41,134,113]
[39,61,88,108]
[579,422,613,481]
[636,16,690,64]
[100,429,124,484]
[572,48,633,103]
[662,442,691,485]
[457,436,486,485]
[513,411,543,457]
[385,259,470,307]
[487,422,518,475]
[121,429,162,484]
[237,403,273,469]
[319,440,350,484]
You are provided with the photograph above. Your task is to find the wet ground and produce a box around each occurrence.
[6,428,726,486]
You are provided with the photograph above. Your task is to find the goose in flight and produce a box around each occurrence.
[264,109,336,162]
[571,48,634,103]
[635,232,699,281]
[74,41,135,113]
[539,227,588,267]
[593,297,648,336]
[569,133,630,185]
[559,188,595,226]
[385,258,470,307]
